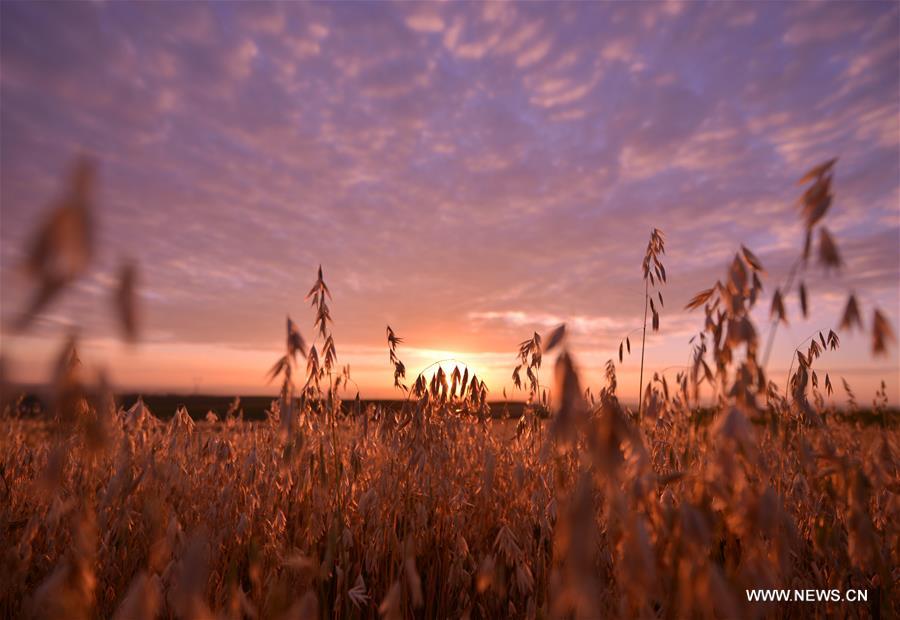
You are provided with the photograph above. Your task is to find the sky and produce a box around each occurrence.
[1,1,898,403]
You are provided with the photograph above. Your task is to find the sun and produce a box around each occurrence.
[415,351,481,389]
[422,358,476,380]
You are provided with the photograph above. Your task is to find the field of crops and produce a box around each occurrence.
[2,370,898,619]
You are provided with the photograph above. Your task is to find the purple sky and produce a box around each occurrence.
[1,1,898,401]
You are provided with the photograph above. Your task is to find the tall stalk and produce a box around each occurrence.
[637,229,666,421]
[638,278,649,420]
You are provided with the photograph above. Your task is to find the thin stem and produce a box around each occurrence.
[761,255,804,369]
[638,278,649,420]
[616,326,645,346]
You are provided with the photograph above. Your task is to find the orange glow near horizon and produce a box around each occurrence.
[2,328,897,406]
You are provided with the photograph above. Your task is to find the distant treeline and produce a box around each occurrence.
[6,392,529,422]
[4,391,897,427]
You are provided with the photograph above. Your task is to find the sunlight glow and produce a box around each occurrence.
[414,353,481,384]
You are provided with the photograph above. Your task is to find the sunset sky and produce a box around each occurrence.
[1,1,898,402]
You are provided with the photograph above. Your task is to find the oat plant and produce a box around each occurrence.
[762,158,894,368]
[638,228,666,419]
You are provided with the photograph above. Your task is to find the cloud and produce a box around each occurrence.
[470,310,629,334]
[516,39,553,68]
[228,39,259,79]
[782,4,868,46]
[406,13,444,34]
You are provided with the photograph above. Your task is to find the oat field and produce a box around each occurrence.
[1,367,898,619]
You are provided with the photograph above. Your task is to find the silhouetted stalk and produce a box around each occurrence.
[638,279,649,420]
[635,228,665,419]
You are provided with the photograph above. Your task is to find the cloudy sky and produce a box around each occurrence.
[1,1,898,401]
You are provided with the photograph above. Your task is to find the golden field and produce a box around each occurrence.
[1,377,897,619]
